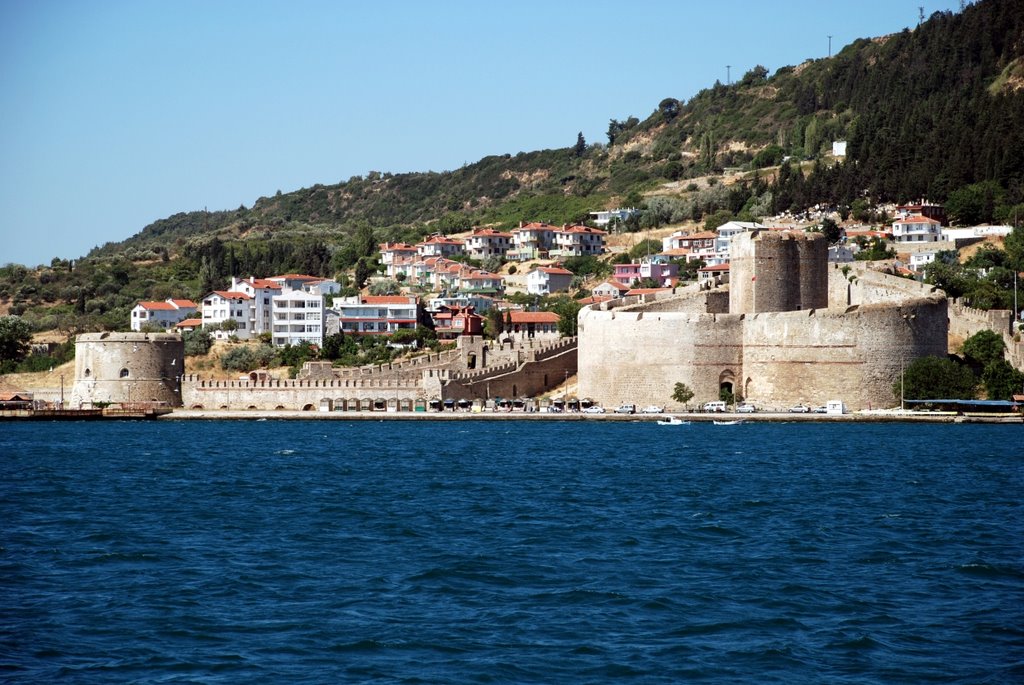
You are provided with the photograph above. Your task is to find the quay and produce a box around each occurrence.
[157,409,1022,423]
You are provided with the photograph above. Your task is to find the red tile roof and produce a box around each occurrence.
[361,296,417,305]
[509,311,560,324]
[176,318,203,327]
[168,299,197,307]
[536,266,573,276]
[269,273,319,281]
[698,263,731,272]
[210,291,251,300]
[626,288,672,295]
[557,224,607,235]
[247,279,282,289]
[894,214,940,225]
[470,228,513,238]
[598,280,630,291]
[137,301,176,311]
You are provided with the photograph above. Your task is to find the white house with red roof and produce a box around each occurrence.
[464,228,513,260]
[526,265,574,295]
[509,222,558,261]
[334,295,420,335]
[130,298,198,331]
[892,215,942,243]
[553,224,606,257]
[202,291,254,339]
[417,234,465,258]
[448,267,504,293]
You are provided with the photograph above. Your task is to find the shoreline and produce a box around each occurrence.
[156,409,1022,424]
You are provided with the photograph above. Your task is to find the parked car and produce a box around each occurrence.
[641,405,664,414]
[812,405,828,413]
[614,404,637,414]
[789,404,810,413]
[702,401,727,413]
[736,403,757,413]
[582,405,606,414]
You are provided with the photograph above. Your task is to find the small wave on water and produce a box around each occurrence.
[1,420,1021,683]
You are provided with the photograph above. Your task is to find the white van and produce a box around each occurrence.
[702,401,727,413]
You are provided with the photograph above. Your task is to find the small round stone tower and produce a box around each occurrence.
[70,332,184,407]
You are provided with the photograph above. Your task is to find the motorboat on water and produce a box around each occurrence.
[657,416,688,426]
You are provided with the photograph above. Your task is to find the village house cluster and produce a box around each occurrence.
[130,203,1014,349]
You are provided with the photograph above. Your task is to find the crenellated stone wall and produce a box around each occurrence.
[179,335,578,411]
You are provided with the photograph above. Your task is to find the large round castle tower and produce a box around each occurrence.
[70,332,184,407]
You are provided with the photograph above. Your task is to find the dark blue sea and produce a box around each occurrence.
[2,420,1022,684]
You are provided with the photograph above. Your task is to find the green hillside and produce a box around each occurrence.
[4,0,1024,336]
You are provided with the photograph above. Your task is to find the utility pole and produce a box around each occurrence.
[726,65,731,85]
[918,6,924,26]
[828,35,832,57]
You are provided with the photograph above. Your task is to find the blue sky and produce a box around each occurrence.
[0,0,961,267]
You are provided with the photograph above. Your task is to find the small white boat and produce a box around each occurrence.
[658,416,688,426]
[713,419,745,425]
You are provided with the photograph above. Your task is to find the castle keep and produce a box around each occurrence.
[578,230,948,411]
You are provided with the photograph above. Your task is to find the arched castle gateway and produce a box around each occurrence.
[70,332,185,407]
[577,230,949,411]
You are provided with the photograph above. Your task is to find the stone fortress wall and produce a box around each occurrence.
[578,230,949,411]
[70,332,184,407]
[175,335,576,411]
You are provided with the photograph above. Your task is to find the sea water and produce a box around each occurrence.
[1,420,1022,683]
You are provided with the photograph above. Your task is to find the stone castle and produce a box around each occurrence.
[577,230,949,411]
[69,230,952,412]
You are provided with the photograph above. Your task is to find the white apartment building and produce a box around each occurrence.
[464,228,513,260]
[509,222,557,261]
[892,215,942,243]
[335,295,419,335]
[553,225,606,257]
[588,207,638,229]
[272,290,325,347]
[417,235,465,258]
[230,276,282,336]
[202,291,254,339]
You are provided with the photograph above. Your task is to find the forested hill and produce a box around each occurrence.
[94,0,1023,261]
